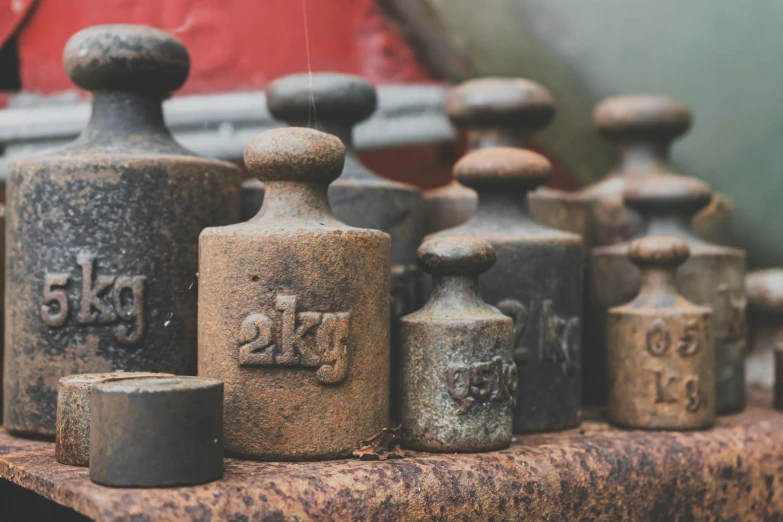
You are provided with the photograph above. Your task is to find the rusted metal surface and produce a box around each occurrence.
[746,269,783,409]
[424,77,558,236]
[421,180,477,235]
[589,175,747,413]
[263,73,422,423]
[55,372,173,467]
[4,24,241,438]
[532,94,733,253]
[89,376,223,488]
[444,77,555,150]
[199,128,391,461]
[0,390,780,520]
[401,236,515,451]
[433,147,583,433]
[608,236,715,429]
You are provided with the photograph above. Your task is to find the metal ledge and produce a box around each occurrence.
[0,84,455,182]
[0,389,780,521]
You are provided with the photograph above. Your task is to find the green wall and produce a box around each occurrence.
[426,0,783,267]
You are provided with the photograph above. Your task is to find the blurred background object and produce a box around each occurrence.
[387,0,783,267]
[1,0,781,266]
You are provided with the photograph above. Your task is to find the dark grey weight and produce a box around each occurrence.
[433,147,583,433]
[265,73,424,422]
[3,24,241,437]
[401,236,515,452]
[89,376,224,487]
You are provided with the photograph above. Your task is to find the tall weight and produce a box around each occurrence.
[4,25,241,437]
[433,147,583,433]
[199,128,390,460]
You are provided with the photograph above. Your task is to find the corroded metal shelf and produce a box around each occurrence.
[0,391,781,521]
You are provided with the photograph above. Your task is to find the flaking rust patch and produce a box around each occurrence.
[353,425,405,461]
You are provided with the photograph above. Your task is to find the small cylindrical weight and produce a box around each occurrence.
[89,376,224,487]
[608,236,715,429]
[56,372,173,467]
[401,236,515,451]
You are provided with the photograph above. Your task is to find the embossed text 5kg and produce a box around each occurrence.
[41,252,146,344]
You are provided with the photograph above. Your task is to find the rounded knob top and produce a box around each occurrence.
[63,24,190,96]
[594,95,691,143]
[628,236,690,270]
[624,175,712,216]
[454,147,551,191]
[746,269,783,313]
[445,77,555,132]
[266,73,377,126]
[418,236,496,276]
[244,128,345,183]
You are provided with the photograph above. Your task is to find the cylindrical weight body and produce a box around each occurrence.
[199,226,390,460]
[590,242,746,412]
[608,308,715,429]
[5,155,239,437]
[56,372,173,467]
[89,376,224,487]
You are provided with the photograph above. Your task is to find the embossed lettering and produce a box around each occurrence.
[715,283,746,342]
[540,300,580,364]
[237,294,351,384]
[677,319,701,357]
[654,370,678,403]
[77,252,117,325]
[497,299,528,362]
[647,319,670,356]
[41,254,146,344]
[113,275,146,344]
[41,273,71,327]
[238,313,276,365]
[315,312,350,384]
[498,298,578,367]
[446,357,517,415]
[684,376,701,412]
[653,371,702,412]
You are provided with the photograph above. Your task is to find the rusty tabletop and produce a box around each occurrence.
[0,389,782,521]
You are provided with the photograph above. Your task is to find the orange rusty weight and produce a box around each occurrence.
[198,127,391,461]
[607,236,715,429]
